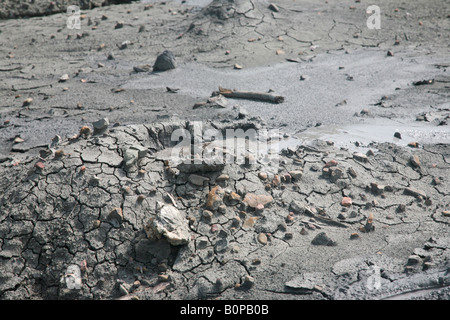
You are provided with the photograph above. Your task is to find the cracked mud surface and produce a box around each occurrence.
[0,0,449,300]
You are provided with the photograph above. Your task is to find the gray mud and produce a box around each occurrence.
[0,0,449,300]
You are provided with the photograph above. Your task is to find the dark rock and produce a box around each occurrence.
[153,50,176,72]
[92,118,109,135]
[268,3,280,12]
[311,232,337,246]
[107,207,123,227]
[404,187,426,199]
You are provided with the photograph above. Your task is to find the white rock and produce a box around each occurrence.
[145,202,190,246]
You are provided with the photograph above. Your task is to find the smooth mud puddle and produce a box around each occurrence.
[123,47,448,153]
[123,48,447,127]
[287,119,450,154]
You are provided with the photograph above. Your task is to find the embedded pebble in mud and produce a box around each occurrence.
[206,185,225,211]
[243,193,273,209]
[257,232,268,245]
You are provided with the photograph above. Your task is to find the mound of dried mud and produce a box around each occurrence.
[1,112,449,300]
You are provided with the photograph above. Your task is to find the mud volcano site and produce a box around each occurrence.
[0,0,449,301]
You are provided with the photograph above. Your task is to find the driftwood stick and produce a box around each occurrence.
[216,87,285,104]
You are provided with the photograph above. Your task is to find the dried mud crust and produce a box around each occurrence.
[0,114,448,300]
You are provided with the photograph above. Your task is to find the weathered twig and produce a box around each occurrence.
[215,87,284,104]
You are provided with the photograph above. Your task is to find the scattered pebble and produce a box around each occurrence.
[153,50,176,72]
[34,161,45,170]
[268,3,280,12]
[22,98,33,107]
[243,275,255,288]
[59,74,69,82]
[300,227,308,235]
[341,197,352,207]
[243,217,258,228]
[409,155,421,168]
[258,172,268,180]
[257,232,268,245]
[108,207,123,225]
[311,232,337,246]
[350,233,360,240]
[13,137,24,144]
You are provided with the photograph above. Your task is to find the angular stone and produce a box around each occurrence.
[243,217,258,228]
[404,187,426,199]
[363,213,375,232]
[202,209,213,220]
[34,161,45,170]
[130,144,148,159]
[370,183,385,195]
[268,3,280,12]
[216,174,230,181]
[243,193,273,209]
[329,167,343,182]
[341,197,352,207]
[347,167,357,178]
[243,275,255,288]
[123,145,147,170]
[353,152,368,163]
[409,155,420,168]
[407,255,422,265]
[107,207,123,227]
[225,191,241,205]
[188,174,209,186]
[123,148,139,170]
[145,202,190,246]
[206,186,225,211]
[311,232,337,246]
[289,170,303,181]
[13,137,24,144]
[350,233,360,240]
[22,97,33,107]
[59,74,69,82]
[79,125,92,137]
[92,118,109,135]
[153,50,176,72]
[289,200,306,214]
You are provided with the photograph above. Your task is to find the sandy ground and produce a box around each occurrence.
[0,0,449,301]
